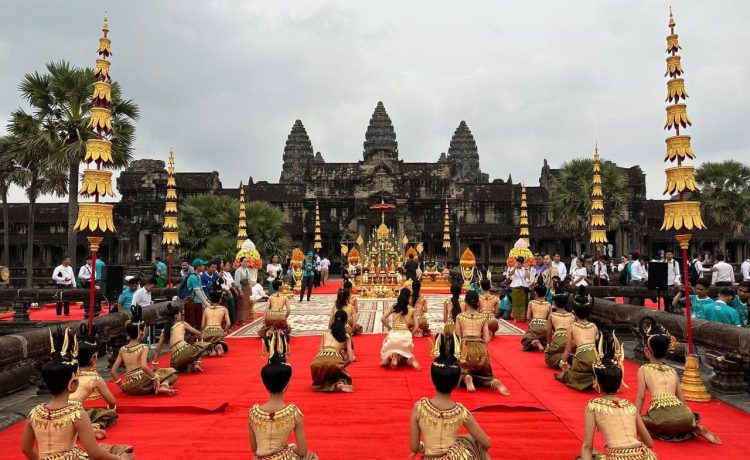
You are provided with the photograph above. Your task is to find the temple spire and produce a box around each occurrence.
[589,144,607,245]
[519,185,530,244]
[237,182,247,249]
[280,119,314,183]
[363,101,398,157]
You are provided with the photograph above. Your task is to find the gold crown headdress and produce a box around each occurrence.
[79,323,98,347]
[638,317,677,354]
[593,329,628,388]
[261,330,291,365]
[49,326,79,367]
[429,332,461,367]
[126,305,146,328]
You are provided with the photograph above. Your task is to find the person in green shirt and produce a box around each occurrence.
[155,257,168,288]
[704,288,742,327]
[672,279,716,319]
[188,258,211,308]
[730,281,749,327]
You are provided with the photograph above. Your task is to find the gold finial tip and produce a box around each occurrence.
[103,13,109,31]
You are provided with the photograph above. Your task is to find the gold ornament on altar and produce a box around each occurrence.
[459,248,476,268]
[376,222,390,240]
[340,244,349,256]
[589,145,608,245]
[416,242,424,254]
[356,235,364,246]
[347,247,360,264]
[404,246,418,262]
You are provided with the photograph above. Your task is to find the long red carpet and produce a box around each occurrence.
[0,334,748,459]
[0,302,111,322]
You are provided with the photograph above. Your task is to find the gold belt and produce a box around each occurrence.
[648,393,683,410]
[392,323,410,332]
[603,444,656,459]
[170,340,189,353]
[40,446,86,460]
[315,347,341,358]
[254,444,296,460]
[553,328,568,337]
[575,343,596,355]
[529,318,547,326]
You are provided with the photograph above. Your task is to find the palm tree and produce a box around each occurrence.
[548,158,631,245]
[6,110,68,287]
[18,61,139,266]
[694,160,750,254]
[178,194,291,261]
[0,136,22,267]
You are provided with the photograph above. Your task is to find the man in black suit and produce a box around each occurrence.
[404,253,419,282]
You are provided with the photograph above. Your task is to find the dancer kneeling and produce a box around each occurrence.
[22,327,133,460]
[410,333,491,460]
[380,288,421,370]
[311,310,354,392]
[155,304,210,373]
[556,286,599,391]
[478,279,499,335]
[411,280,430,337]
[635,318,720,444]
[442,283,463,336]
[202,289,231,356]
[69,325,118,440]
[521,285,552,352]
[455,291,510,395]
[544,293,575,368]
[329,288,360,339]
[579,330,656,460]
[249,332,317,460]
[111,306,178,396]
[258,280,292,337]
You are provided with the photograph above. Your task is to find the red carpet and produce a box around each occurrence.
[0,302,111,322]
[0,334,747,459]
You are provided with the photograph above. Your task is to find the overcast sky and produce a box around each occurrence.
[1,1,748,203]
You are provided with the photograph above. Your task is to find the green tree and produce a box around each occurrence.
[18,61,139,265]
[6,110,68,287]
[0,136,22,267]
[178,194,291,261]
[694,160,750,253]
[548,158,632,240]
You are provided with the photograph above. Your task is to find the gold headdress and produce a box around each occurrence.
[429,332,461,367]
[49,326,79,367]
[593,328,628,388]
[126,305,145,327]
[261,330,291,364]
[638,317,677,354]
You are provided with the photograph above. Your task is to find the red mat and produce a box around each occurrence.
[0,302,111,322]
[1,334,747,459]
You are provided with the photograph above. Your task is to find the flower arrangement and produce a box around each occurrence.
[459,247,476,268]
[235,239,263,269]
[290,248,305,268]
[506,238,535,268]
[347,247,360,264]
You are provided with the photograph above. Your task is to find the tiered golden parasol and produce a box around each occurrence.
[237,182,247,249]
[313,201,322,250]
[519,185,530,245]
[162,148,180,286]
[442,199,451,253]
[659,9,709,401]
[590,145,608,285]
[74,15,116,329]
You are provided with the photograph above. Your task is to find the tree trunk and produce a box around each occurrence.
[26,195,36,288]
[68,161,79,266]
[1,191,8,268]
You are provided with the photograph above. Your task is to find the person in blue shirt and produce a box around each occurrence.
[705,288,742,327]
[299,251,316,302]
[730,281,749,327]
[155,257,168,288]
[95,258,105,282]
[200,260,219,297]
[496,289,512,320]
[188,259,211,307]
[114,277,139,313]
[672,279,716,319]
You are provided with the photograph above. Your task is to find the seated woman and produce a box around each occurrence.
[258,280,291,337]
[202,289,231,356]
[442,283,463,336]
[635,318,720,444]
[311,310,355,393]
[580,329,656,460]
[380,288,421,370]
[455,290,510,395]
[521,285,552,352]
[544,293,575,368]
[409,333,491,460]
[343,282,363,336]
[154,304,211,373]
[556,286,599,391]
[478,279,500,335]
[22,327,133,460]
[249,332,317,460]
[69,324,118,440]
[329,288,360,340]
[411,280,430,337]
[111,306,178,396]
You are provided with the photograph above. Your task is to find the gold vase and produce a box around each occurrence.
[681,354,711,402]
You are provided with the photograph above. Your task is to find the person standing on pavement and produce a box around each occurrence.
[319,255,331,286]
[299,251,316,302]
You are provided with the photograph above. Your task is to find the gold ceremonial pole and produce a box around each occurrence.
[519,185,530,246]
[314,200,322,250]
[237,182,247,249]
[162,148,180,287]
[590,145,608,286]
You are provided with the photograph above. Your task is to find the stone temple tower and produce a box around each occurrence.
[447,121,486,183]
[363,101,398,159]
[280,119,314,183]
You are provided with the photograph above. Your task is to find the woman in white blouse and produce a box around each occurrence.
[572,258,589,287]
[265,254,283,293]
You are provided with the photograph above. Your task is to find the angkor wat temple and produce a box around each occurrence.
[2,102,743,277]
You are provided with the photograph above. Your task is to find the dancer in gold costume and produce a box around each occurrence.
[329,288,361,338]
[202,290,231,356]
[21,327,133,460]
[557,287,599,391]
[154,304,210,373]
[443,283,463,336]
[635,318,720,444]
[521,285,552,352]
[259,280,292,337]
[380,288,421,370]
[579,330,656,460]
[311,310,355,392]
[249,332,317,460]
[111,306,178,396]
[455,291,510,395]
[69,325,118,440]
[409,333,491,460]
[544,293,575,368]
[411,280,431,337]
[478,279,499,335]
[344,281,363,335]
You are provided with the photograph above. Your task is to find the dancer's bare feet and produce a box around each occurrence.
[408,357,421,371]
[390,355,398,369]
[464,375,476,392]
[697,426,721,444]
[193,362,205,373]
[492,379,511,396]
[533,340,545,352]
[217,345,225,356]
[94,428,107,440]
[336,383,354,393]
[156,384,177,396]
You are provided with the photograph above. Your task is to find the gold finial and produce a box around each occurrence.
[103,13,109,34]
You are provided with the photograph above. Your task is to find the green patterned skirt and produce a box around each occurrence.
[642,395,698,441]
[555,344,596,391]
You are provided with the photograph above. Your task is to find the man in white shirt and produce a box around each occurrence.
[52,255,75,316]
[131,278,156,309]
[319,256,331,286]
[691,254,711,282]
[569,251,579,279]
[711,253,734,286]
[592,255,610,286]
[551,252,567,282]
[77,257,93,288]
[629,255,648,306]
[507,256,531,323]
[662,250,681,312]
[742,256,750,282]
